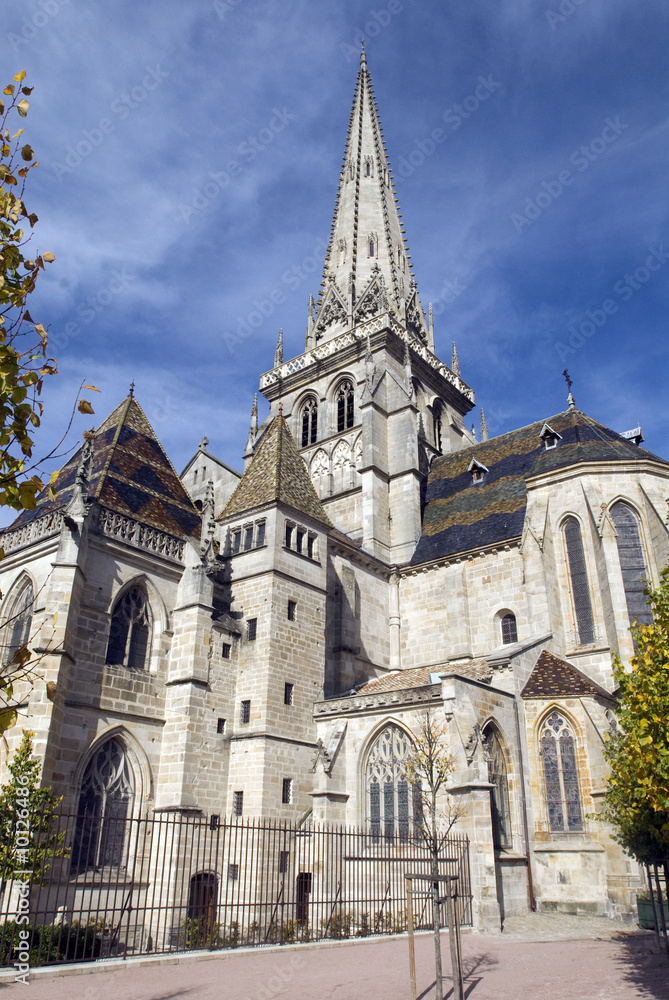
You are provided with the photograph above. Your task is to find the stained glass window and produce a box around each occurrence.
[106,586,151,670]
[72,737,134,873]
[365,724,420,841]
[563,517,595,645]
[610,502,653,627]
[540,712,583,833]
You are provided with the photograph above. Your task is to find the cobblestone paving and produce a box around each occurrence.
[1,914,667,999]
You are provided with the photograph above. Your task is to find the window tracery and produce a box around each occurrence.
[482,724,511,849]
[72,737,135,872]
[106,586,151,670]
[3,579,34,667]
[365,724,421,842]
[540,712,583,833]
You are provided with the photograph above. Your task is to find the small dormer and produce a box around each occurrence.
[540,422,562,450]
[468,458,488,484]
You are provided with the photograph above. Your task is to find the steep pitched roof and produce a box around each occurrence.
[4,396,201,540]
[411,408,669,564]
[317,49,422,332]
[220,415,332,526]
[521,649,614,700]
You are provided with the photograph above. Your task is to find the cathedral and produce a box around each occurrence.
[2,49,668,933]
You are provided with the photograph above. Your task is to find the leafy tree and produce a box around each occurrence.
[0,71,97,738]
[602,566,669,862]
[0,730,67,887]
[1,70,96,513]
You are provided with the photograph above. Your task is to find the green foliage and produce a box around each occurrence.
[0,71,58,513]
[602,567,669,861]
[0,730,67,885]
[0,918,109,966]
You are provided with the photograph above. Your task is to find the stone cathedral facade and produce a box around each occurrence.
[2,51,668,931]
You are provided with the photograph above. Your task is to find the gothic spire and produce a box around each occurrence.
[274,328,284,367]
[480,408,488,442]
[316,49,420,337]
[244,393,258,462]
[451,342,461,377]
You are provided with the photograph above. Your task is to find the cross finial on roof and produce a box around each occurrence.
[199,435,209,450]
[563,369,576,409]
[128,381,135,398]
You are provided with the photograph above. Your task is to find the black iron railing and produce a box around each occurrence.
[0,808,471,967]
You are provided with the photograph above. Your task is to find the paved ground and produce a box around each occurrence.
[1,914,667,999]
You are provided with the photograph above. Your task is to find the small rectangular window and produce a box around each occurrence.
[233,792,243,817]
[217,718,226,734]
[247,618,257,641]
[241,700,251,724]
[285,523,293,548]
[232,530,242,554]
[228,863,239,880]
[244,525,254,550]
[296,530,304,554]
[284,682,294,706]
[256,521,266,546]
[222,642,231,659]
[278,851,290,874]
[282,778,293,804]
[287,600,296,621]
[307,534,315,559]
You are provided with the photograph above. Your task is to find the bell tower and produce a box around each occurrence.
[257,49,475,564]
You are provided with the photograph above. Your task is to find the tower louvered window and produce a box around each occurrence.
[337,380,354,432]
[301,398,318,447]
[540,712,583,833]
[563,517,595,645]
[610,502,653,627]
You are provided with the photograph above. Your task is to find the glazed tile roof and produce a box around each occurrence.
[521,649,614,700]
[221,415,332,526]
[4,396,201,540]
[355,659,493,695]
[411,408,669,564]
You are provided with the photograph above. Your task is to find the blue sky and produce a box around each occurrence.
[2,0,668,525]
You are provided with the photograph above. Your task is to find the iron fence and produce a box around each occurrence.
[0,807,471,967]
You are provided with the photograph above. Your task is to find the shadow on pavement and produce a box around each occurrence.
[611,931,669,999]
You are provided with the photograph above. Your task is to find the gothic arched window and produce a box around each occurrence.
[482,724,511,849]
[3,579,34,667]
[540,712,583,833]
[72,737,135,872]
[610,501,653,627]
[336,380,355,433]
[365,724,421,842]
[432,402,443,453]
[301,398,318,447]
[501,613,517,645]
[106,586,151,670]
[563,517,595,645]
